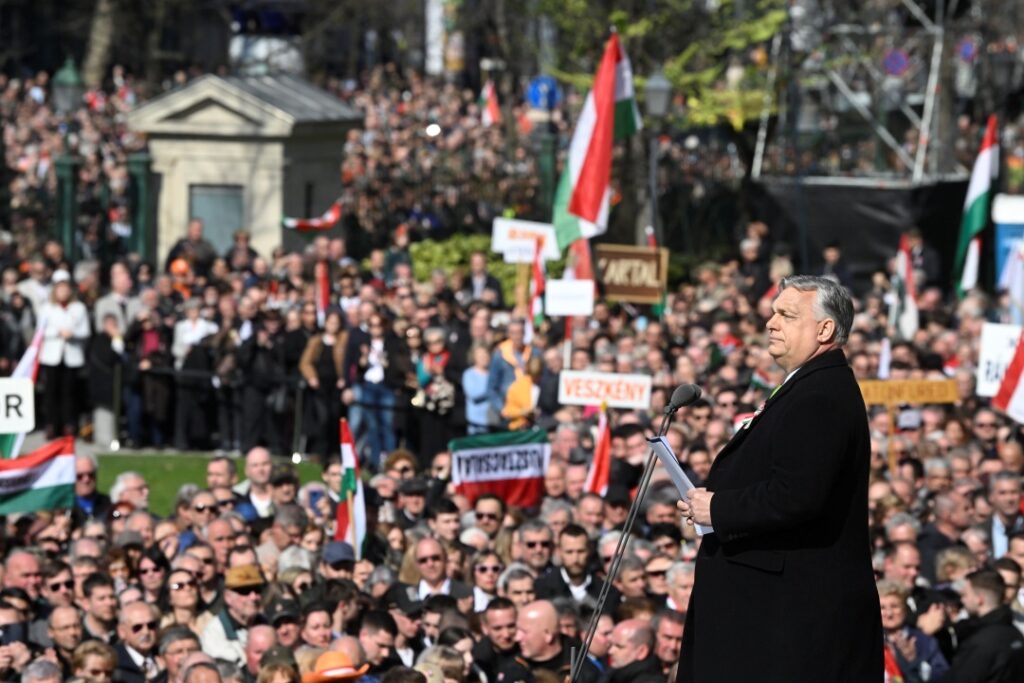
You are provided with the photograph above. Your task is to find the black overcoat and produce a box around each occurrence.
[677,348,883,682]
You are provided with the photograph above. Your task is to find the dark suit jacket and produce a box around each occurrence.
[678,349,882,683]
[534,568,621,616]
[113,643,148,683]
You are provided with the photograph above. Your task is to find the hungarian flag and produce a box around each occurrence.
[283,201,342,232]
[0,320,46,459]
[553,32,642,250]
[527,236,546,340]
[479,80,501,127]
[334,419,366,558]
[0,437,75,514]
[314,260,330,327]
[584,405,610,496]
[891,234,919,340]
[954,115,998,298]
[449,429,550,508]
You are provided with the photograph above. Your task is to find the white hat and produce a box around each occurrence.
[51,269,70,284]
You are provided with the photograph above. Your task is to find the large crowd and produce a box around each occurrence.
[0,58,1023,683]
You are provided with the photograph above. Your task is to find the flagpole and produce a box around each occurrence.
[346,489,356,546]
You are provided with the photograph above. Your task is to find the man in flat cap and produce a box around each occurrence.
[200,565,266,665]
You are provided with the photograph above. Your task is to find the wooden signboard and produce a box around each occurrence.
[594,244,669,304]
[859,379,959,406]
[858,379,959,476]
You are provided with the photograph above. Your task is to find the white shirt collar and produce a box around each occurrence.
[418,578,451,599]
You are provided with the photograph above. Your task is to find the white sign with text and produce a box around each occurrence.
[490,218,560,263]
[977,322,1022,397]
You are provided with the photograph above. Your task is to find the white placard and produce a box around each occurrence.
[491,218,560,263]
[977,322,1023,397]
[0,378,35,433]
[557,370,653,410]
[544,279,594,316]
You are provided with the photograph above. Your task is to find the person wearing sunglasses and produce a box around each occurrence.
[159,569,204,633]
[74,453,111,519]
[135,547,170,605]
[114,601,163,683]
[515,520,555,576]
[39,559,75,610]
[470,551,504,613]
[199,564,266,665]
[472,495,505,539]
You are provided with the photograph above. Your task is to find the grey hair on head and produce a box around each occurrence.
[778,275,854,345]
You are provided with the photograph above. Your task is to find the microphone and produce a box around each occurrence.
[665,383,702,415]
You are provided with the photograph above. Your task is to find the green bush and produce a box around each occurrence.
[410,233,566,303]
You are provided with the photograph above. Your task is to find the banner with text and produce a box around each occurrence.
[558,370,653,409]
[449,430,550,508]
[977,323,1023,397]
[594,244,668,304]
[491,218,560,263]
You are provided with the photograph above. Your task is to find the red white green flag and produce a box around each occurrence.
[584,405,611,496]
[479,80,501,127]
[0,320,46,459]
[954,115,998,298]
[0,437,75,514]
[553,31,642,251]
[282,201,342,232]
[314,260,330,327]
[529,237,546,330]
[449,429,550,508]
[334,419,366,559]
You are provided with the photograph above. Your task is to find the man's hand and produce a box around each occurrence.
[677,488,714,527]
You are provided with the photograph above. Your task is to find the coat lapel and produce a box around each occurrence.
[708,349,849,476]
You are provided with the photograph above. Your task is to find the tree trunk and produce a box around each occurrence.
[82,0,116,88]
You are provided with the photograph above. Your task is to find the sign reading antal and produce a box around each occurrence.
[558,370,653,410]
[594,244,669,304]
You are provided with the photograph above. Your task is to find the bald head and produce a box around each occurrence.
[609,618,654,669]
[330,635,366,666]
[515,600,560,660]
[244,625,276,674]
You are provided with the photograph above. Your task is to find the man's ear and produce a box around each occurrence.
[817,318,836,343]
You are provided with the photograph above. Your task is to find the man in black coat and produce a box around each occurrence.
[945,569,1024,682]
[607,619,666,683]
[677,275,882,682]
[534,524,620,615]
[113,602,163,683]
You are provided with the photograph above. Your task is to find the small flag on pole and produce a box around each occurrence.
[584,404,611,496]
[283,201,342,232]
[891,234,919,340]
[954,115,998,298]
[314,261,330,327]
[479,80,502,127]
[334,419,366,559]
[525,237,546,343]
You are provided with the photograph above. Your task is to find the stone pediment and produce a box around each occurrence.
[127,74,360,139]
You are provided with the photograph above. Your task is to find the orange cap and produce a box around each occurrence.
[301,652,370,683]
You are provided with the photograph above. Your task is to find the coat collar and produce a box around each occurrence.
[708,348,849,474]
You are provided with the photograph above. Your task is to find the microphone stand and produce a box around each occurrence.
[569,403,682,683]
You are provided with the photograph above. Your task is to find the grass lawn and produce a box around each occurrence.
[96,453,324,517]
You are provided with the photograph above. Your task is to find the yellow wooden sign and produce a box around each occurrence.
[859,379,959,406]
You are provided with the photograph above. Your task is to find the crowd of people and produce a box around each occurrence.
[0,206,1021,682]
[0,48,1024,683]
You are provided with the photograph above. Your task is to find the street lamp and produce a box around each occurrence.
[644,70,672,245]
[53,57,84,260]
[52,58,85,115]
